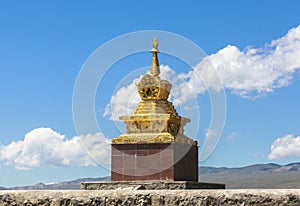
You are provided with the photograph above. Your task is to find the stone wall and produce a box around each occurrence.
[1,190,300,205]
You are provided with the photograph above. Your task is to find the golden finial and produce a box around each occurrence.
[151,38,160,76]
[152,38,158,51]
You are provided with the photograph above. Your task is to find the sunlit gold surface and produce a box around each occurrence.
[112,39,197,145]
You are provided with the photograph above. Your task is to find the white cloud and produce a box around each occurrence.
[185,25,300,99]
[0,128,111,170]
[103,76,140,120]
[268,134,300,160]
[103,25,300,119]
[226,132,238,140]
[205,128,218,140]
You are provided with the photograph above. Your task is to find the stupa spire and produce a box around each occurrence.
[151,38,160,76]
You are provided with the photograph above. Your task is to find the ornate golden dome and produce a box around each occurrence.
[137,74,172,101]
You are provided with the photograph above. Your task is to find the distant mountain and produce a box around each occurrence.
[9,176,110,190]
[199,162,300,189]
[199,163,282,175]
[5,162,300,190]
[0,186,7,190]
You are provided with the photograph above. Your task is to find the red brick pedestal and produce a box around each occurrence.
[111,142,198,181]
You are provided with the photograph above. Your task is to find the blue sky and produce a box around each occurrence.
[1,1,300,187]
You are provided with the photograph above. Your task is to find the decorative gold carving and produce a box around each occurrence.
[137,74,171,101]
[112,39,196,145]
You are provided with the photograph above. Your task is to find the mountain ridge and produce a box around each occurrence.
[199,162,300,188]
[8,177,110,190]
[2,162,300,189]
[200,162,300,174]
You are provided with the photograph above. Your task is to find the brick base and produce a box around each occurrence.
[111,142,198,181]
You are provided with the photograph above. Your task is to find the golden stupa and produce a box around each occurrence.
[112,38,196,146]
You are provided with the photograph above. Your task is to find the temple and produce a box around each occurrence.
[111,38,198,181]
[81,39,225,190]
